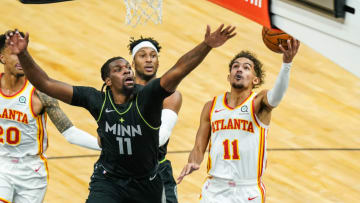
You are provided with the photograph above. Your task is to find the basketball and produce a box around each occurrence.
[262,27,292,53]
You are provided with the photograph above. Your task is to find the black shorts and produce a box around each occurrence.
[158,159,178,203]
[86,163,164,203]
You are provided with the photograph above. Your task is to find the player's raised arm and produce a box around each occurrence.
[256,39,300,109]
[177,100,212,184]
[160,24,236,93]
[5,30,73,104]
[264,39,300,106]
[253,39,300,124]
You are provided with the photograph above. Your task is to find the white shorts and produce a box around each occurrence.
[0,155,48,203]
[200,176,266,203]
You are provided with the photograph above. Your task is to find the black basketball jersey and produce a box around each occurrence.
[71,78,171,177]
[158,140,169,161]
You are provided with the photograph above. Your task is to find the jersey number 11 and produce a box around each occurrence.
[116,137,132,155]
[223,139,240,160]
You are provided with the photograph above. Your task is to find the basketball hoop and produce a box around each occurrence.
[124,0,162,27]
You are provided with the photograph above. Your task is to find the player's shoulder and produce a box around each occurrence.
[163,90,182,112]
[34,89,57,104]
[198,100,214,119]
[166,90,182,101]
[206,93,225,111]
[204,99,214,109]
[74,86,103,96]
[134,83,144,92]
[75,85,101,92]
[173,90,182,96]
[71,86,105,106]
[253,89,267,99]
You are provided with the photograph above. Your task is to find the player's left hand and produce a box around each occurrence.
[204,24,236,48]
[279,38,300,63]
[176,162,200,184]
[5,29,29,55]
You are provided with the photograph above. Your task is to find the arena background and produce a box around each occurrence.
[0,0,359,202]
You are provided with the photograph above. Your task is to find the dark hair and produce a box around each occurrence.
[0,35,6,53]
[229,50,265,88]
[0,30,25,53]
[100,56,126,81]
[100,56,126,92]
[127,36,161,55]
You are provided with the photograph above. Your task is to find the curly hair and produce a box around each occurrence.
[127,36,161,55]
[228,50,265,88]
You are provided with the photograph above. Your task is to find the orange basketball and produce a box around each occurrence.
[262,27,292,53]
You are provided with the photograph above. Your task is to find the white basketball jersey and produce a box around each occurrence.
[207,92,269,182]
[0,77,48,157]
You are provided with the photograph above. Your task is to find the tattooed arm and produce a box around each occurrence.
[36,90,101,150]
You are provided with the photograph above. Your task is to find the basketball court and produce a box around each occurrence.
[0,0,359,202]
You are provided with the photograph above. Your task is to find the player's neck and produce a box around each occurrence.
[227,88,252,107]
[0,72,26,94]
[110,87,134,104]
[135,75,155,86]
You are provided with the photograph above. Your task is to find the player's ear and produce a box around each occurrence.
[227,74,230,82]
[0,53,5,64]
[253,77,260,86]
[105,77,112,87]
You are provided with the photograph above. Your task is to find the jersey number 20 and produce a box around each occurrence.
[0,126,21,145]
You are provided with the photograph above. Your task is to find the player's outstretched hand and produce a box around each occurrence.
[279,38,300,63]
[5,29,29,55]
[177,162,200,184]
[204,24,236,48]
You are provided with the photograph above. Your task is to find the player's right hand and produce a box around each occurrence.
[279,38,300,63]
[204,24,236,48]
[5,29,29,55]
[176,162,200,184]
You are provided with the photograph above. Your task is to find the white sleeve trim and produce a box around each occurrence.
[62,126,101,151]
[267,63,292,107]
[159,109,178,147]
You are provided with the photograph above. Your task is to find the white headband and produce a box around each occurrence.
[131,41,158,58]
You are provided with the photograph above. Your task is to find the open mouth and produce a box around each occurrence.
[124,77,134,85]
[235,74,242,80]
[144,66,153,72]
[15,63,23,70]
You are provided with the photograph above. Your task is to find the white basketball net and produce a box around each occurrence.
[124,0,162,27]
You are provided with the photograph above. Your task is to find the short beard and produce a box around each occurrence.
[122,85,134,95]
[135,69,156,82]
[16,73,25,77]
[232,83,244,89]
